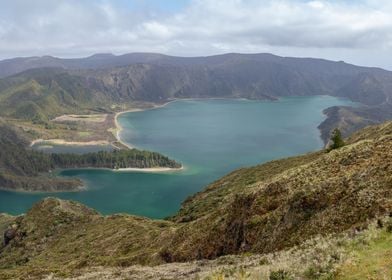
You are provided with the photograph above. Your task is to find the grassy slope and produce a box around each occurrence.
[0,199,176,279]
[172,151,324,223]
[336,229,392,280]
[0,122,391,279]
[0,69,108,121]
[2,213,389,279]
[163,122,392,261]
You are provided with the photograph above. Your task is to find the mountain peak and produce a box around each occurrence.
[88,53,115,59]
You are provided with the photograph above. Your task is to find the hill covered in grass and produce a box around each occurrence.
[0,69,112,124]
[0,121,391,279]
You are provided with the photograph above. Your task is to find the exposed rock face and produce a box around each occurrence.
[3,227,17,246]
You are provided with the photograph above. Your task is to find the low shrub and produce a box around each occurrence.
[269,269,293,280]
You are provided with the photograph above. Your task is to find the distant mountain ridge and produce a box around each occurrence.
[0,53,283,77]
[0,52,391,141]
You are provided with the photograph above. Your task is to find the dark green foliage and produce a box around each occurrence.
[258,257,269,265]
[0,123,180,174]
[386,219,392,233]
[328,128,345,150]
[0,123,52,176]
[269,269,293,280]
[50,150,181,169]
[303,264,334,280]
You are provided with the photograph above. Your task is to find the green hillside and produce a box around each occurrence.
[0,70,107,123]
[0,121,391,279]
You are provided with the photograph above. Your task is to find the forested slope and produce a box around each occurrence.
[0,121,180,192]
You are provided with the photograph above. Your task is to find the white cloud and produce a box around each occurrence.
[139,21,173,39]
[0,0,391,69]
[308,1,325,9]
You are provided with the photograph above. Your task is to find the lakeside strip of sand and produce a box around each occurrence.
[113,108,142,149]
[60,166,184,173]
[113,166,184,172]
[113,100,178,150]
[30,139,110,147]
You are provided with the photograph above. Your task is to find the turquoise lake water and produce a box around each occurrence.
[0,96,355,218]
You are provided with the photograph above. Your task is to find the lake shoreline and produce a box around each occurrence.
[27,97,282,150]
[59,165,184,173]
[114,166,184,172]
[28,96,353,151]
[38,95,334,153]
[0,184,87,194]
[4,96,355,216]
[113,100,179,150]
[112,97,268,149]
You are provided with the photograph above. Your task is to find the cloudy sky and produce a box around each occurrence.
[1,0,391,69]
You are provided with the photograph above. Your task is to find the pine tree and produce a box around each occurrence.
[329,128,345,150]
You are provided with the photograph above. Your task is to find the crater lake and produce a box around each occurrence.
[0,96,355,218]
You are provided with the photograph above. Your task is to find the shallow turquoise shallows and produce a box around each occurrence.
[0,97,355,218]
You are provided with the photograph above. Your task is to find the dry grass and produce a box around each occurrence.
[27,218,389,280]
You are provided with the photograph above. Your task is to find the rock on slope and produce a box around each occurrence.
[0,122,391,279]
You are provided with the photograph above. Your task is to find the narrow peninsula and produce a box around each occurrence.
[0,120,181,192]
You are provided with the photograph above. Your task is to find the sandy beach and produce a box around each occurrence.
[113,166,184,172]
[113,100,177,150]
[113,108,142,149]
[30,139,110,147]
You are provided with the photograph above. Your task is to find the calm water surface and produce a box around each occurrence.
[0,97,355,218]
